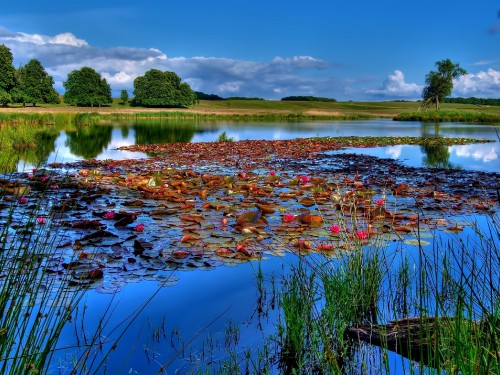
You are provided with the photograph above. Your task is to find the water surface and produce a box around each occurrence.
[12,119,499,173]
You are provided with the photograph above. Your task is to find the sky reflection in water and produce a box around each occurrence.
[20,119,499,173]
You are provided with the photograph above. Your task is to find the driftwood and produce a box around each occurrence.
[345,316,498,366]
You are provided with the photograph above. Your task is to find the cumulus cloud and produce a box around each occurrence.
[366,70,422,99]
[453,69,500,98]
[0,27,342,98]
[0,29,88,47]
[386,145,403,159]
[454,145,498,163]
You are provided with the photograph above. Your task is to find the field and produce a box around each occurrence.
[1,99,500,120]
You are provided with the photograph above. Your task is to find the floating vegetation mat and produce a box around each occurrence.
[1,136,498,293]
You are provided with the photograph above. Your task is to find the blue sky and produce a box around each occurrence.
[0,0,499,100]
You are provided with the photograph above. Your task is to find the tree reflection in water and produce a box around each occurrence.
[133,121,196,145]
[420,122,455,169]
[65,125,113,159]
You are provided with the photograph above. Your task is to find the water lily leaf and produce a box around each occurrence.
[299,197,316,207]
[404,239,431,246]
[180,214,204,225]
[71,220,103,229]
[237,210,262,224]
[123,200,144,207]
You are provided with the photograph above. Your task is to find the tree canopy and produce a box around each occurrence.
[132,69,196,107]
[63,67,112,107]
[14,59,60,106]
[0,45,16,105]
[421,59,466,111]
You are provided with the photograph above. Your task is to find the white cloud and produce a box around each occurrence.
[454,145,498,163]
[101,71,135,85]
[386,145,402,158]
[366,70,422,99]
[49,32,88,47]
[452,69,500,98]
[1,29,88,47]
[217,81,243,93]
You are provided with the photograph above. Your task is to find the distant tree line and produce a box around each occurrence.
[281,96,337,102]
[444,97,500,106]
[195,91,224,100]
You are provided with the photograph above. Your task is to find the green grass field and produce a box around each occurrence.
[2,99,500,122]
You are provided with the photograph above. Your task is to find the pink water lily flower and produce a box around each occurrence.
[104,212,115,220]
[269,171,276,176]
[356,230,368,240]
[376,199,385,206]
[37,217,47,224]
[299,175,310,184]
[330,225,340,234]
[283,214,295,223]
[18,197,28,204]
[135,224,145,232]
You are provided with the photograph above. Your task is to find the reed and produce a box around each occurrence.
[394,110,500,123]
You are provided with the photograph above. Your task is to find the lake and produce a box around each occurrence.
[3,119,499,373]
[16,118,500,173]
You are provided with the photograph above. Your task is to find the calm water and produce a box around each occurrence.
[7,119,499,373]
[15,119,500,173]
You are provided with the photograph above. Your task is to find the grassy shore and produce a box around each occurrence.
[1,100,500,122]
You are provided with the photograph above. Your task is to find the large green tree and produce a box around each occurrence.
[421,59,467,111]
[15,59,60,106]
[0,45,16,106]
[133,69,196,107]
[63,67,112,107]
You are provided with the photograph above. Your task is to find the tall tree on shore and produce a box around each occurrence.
[132,69,196,107]
[421,59,466,111]
[0,45,16,106]
[63,67,112,107]
[120,89,129,105]
[15,59,60,106]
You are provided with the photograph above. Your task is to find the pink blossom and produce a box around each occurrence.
[41,176,49,182]
[104,212,115,220]
[269,171,276,176]
[37,217,47,224]
[356,231,368,240]
[28,173,34,179]
[330,225,340,234]
[135,224,145,232]
[32,168,38,173]
[18,197,28,204]
[283,214,295,223]
[50,184,59,189]
[299,175,310,184]
[376,199,385,206]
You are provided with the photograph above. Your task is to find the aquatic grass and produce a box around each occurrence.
[0,169,169,374]
[99,110,377,122]
[216,131,233,143]
[73,112,100,127]
[0,183,88,374]
[394,110,500,123]
[278,261,317,373]
[243,189,499,374]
